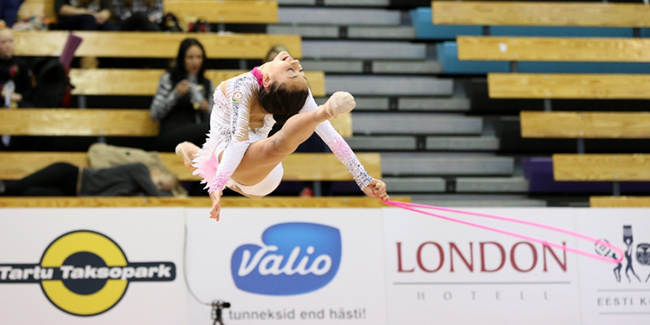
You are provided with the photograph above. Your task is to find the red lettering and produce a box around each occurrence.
[417,242,444,273]
[511,242,537,272]
[450,242,474,272]
[396,242,414,273]
[480,242,505,272]
[543,242,567,272]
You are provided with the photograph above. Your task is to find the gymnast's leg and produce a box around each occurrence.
[230,92,355,186]
[175,92,355,185]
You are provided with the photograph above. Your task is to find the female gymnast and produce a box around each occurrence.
[176,51,389,220]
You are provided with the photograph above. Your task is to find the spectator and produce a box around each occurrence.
[150,38,213,152]
[0,0,23,28]
[55,0,118,30]
[0,162,175,196]
[0,27,33,108]
[111,0,163,32]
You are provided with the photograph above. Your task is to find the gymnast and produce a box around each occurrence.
[176,51,389,220]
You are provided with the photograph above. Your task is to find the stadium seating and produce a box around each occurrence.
[0,152,381,182]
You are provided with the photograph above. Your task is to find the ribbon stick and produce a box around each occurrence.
[384,200,624,264]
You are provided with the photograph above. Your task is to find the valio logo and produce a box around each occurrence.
[231,222,341,295]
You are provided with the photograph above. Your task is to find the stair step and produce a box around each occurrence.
[278,8,400,25]
[300,60,441,74]
[325,75,453,95]
[384,177,446,193]
[381,153,515,176]
[407,194,547,207]
[271,24,415,39]
[456,177,529,193]
[398,97,470,111]
[353,113,482,135]
[347,136,418,151]
[426,136,499,151]
[316,96,469,111]
[303,41,426,60]
[270,25,339,38]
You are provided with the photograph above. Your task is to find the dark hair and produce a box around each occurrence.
[258,82,309,117]
[169,38,207,86]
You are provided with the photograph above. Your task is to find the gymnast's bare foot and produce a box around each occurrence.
[175,141,197,170]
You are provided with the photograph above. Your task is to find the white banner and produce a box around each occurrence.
[185,208,387,325]
[575,208,650,324]
[0,208,187,324]
[2,206,650,324]
[383,207,583,325]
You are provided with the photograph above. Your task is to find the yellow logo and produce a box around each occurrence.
[0,230,175,316]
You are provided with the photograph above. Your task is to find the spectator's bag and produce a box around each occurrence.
[30,58,68,108]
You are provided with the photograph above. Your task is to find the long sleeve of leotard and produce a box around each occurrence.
[299,89,373,190]
[205,75,256,193]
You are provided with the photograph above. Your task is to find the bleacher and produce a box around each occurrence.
[426,0,650,207]
[5,0,650,207]
[1,0,388,207]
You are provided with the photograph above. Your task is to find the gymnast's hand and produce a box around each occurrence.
[209,190,222,221]
[363,179,389,201]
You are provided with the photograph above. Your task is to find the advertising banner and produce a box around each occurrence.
[0,208,187,324]
[185,208,387,325]
[575,208,650,324]
[3,206,650,324]
[383,208,582,325]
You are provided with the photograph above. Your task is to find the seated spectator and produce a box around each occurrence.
[55,0,118,30]
[0,0,22,28]
[111,0,163,32]
[0,162,175,196]
[0,27,33,108]
[150,38,213,152]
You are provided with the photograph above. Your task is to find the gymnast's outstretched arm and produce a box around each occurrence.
[300,89,389,201]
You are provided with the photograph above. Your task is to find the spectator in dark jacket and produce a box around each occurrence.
[0,162,175,196]
[111,0,163,31]
[0,0,23,27]
[55,0,118,30]
[0,28,33,108]
[150,38,213,152]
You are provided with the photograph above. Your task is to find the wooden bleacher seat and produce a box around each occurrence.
[0,108,351,138]
[488,73,650,99]
[164,0,278,24]
[553,154,650,182]
[0,152,381,182]
[432,1,650,27]
[590,196,650,208]
[520,111,650,139]
[0,109,158,136]
[68,69,325,97]
[0,196,408,208]
[457,36,650,62]
[13,31,301,59]
[18,0,277,25]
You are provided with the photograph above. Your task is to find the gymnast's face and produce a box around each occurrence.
[0,29,14,59]
[264,51,308,91]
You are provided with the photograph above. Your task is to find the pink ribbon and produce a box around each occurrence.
[384,200,624,264]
